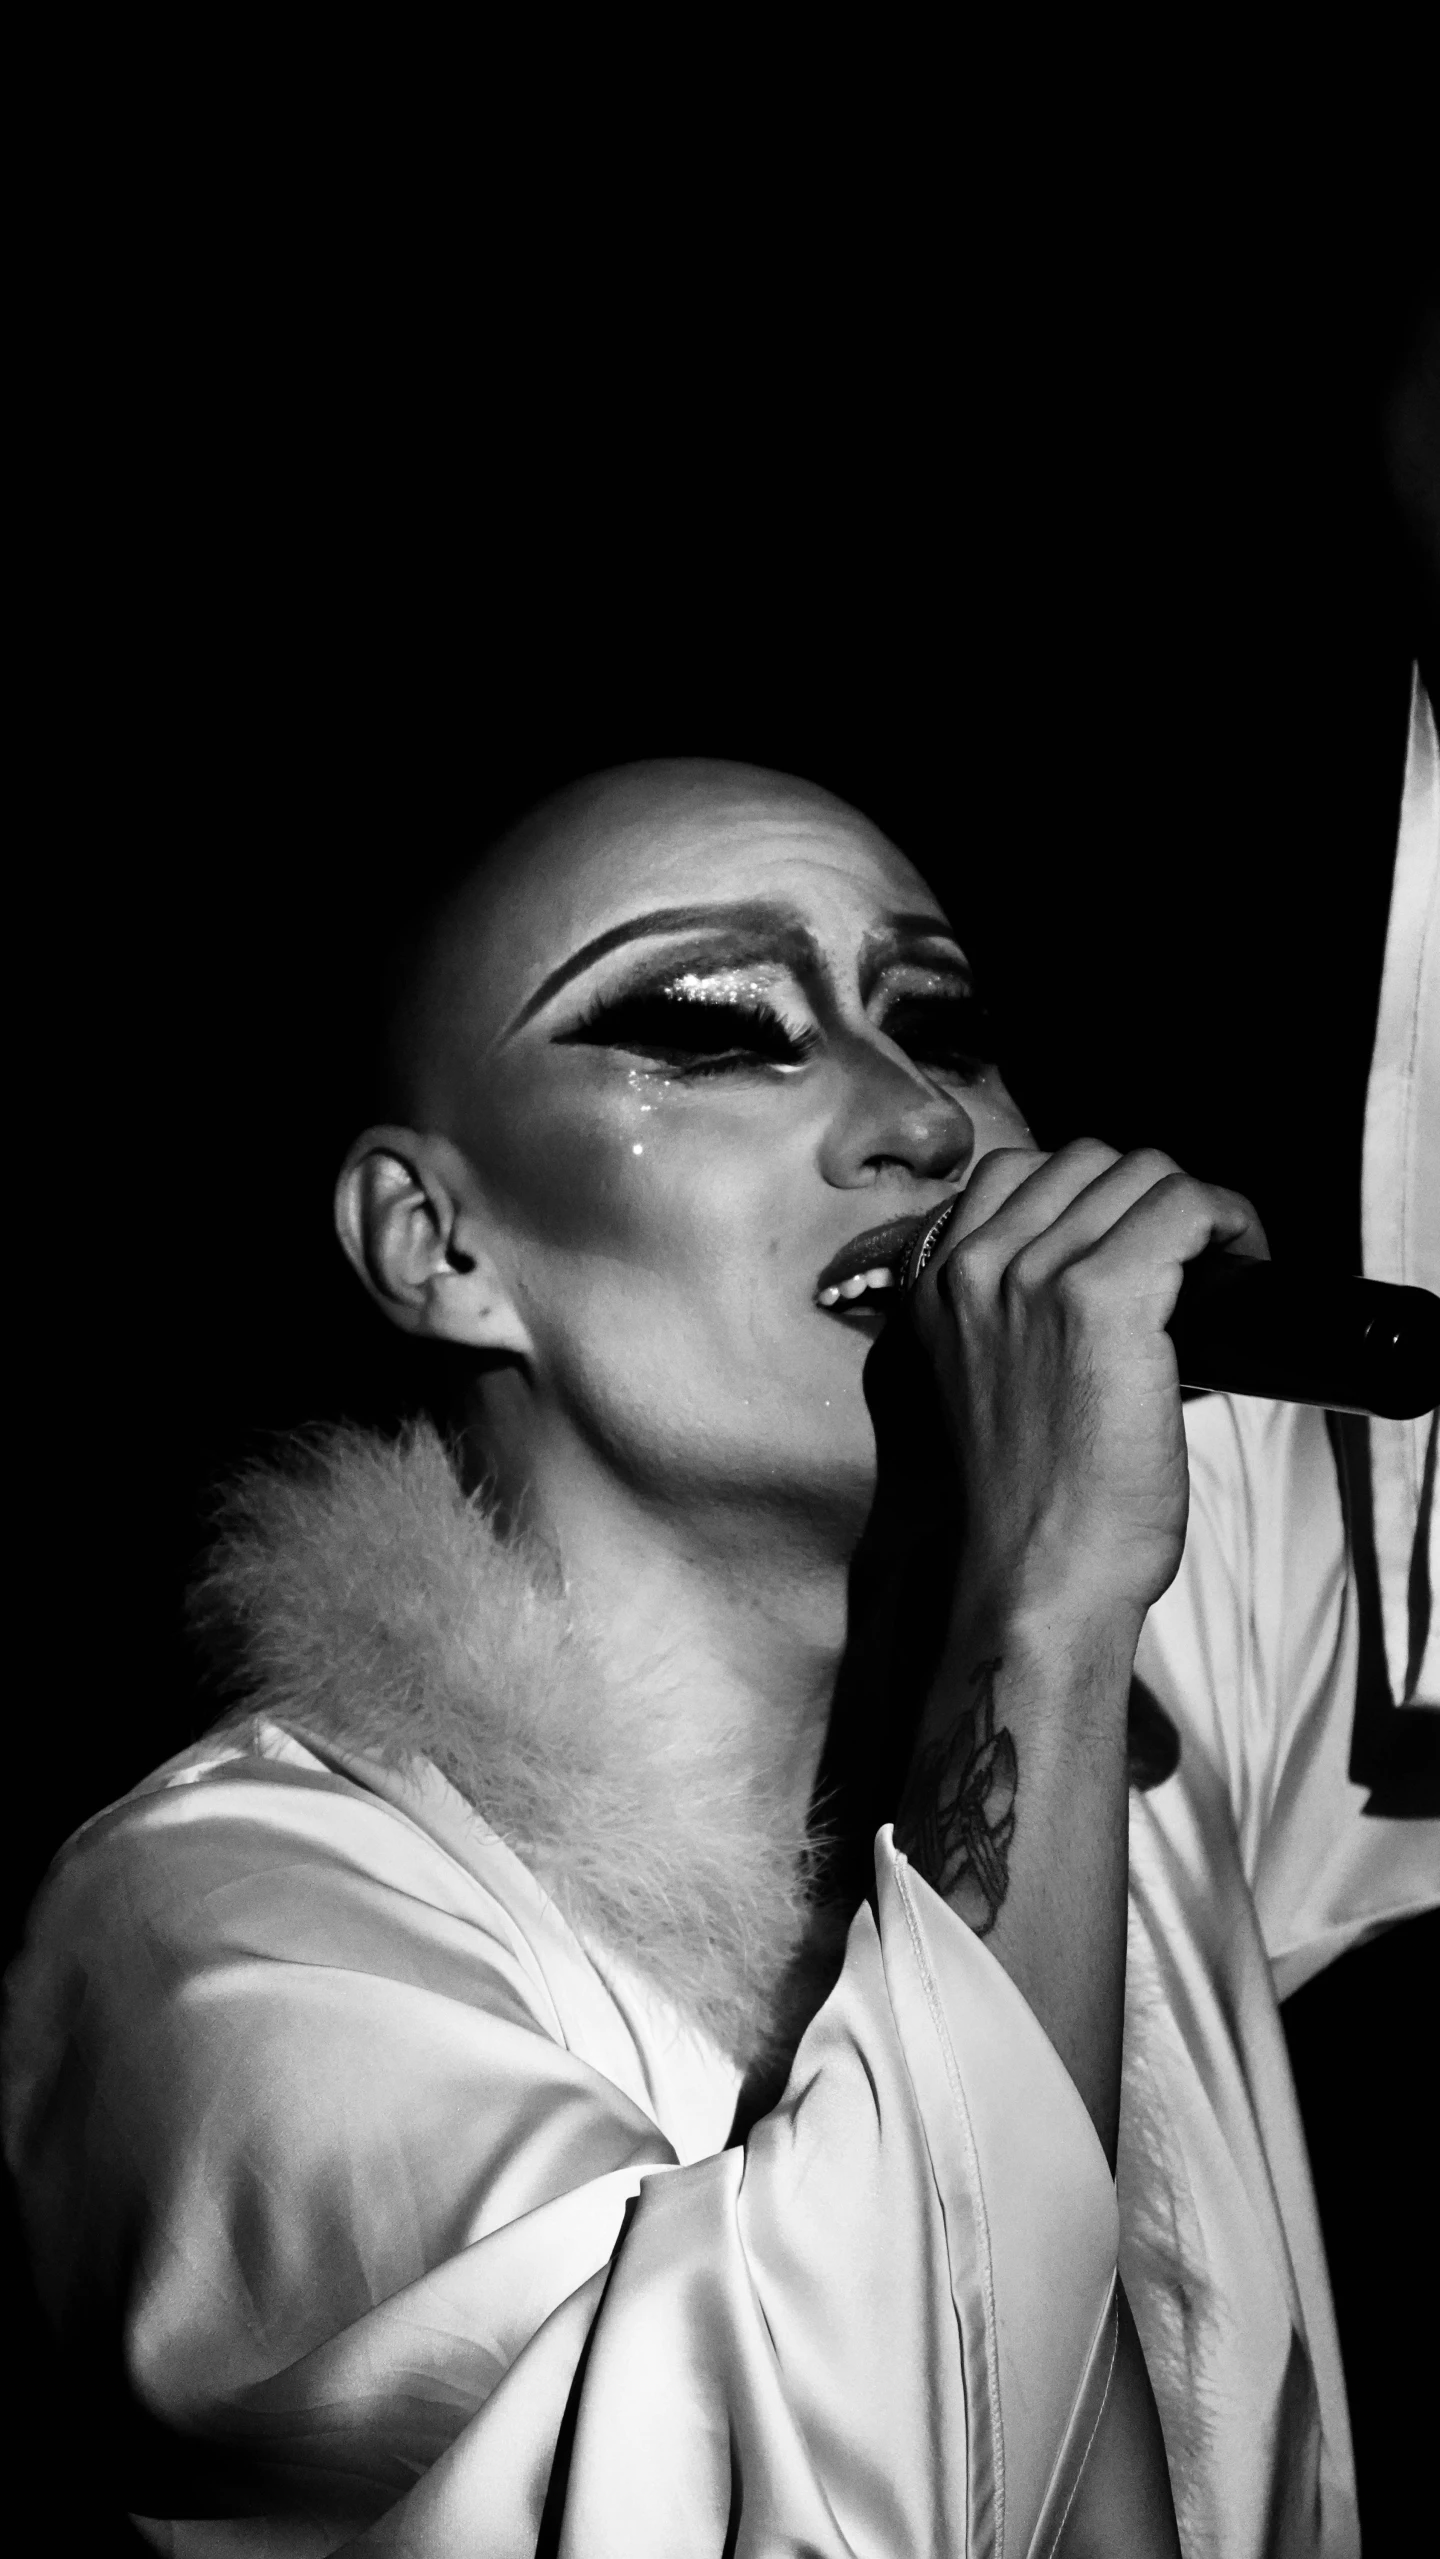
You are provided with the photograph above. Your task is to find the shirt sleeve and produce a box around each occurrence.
[1134,671,1440,1996]
[1135,1390,1440,1999]
[1360,667,1440,1709]
[2,1755,1117,2557]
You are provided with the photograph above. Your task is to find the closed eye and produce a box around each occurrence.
[557,989,819,1074]
[877,991,997,1081]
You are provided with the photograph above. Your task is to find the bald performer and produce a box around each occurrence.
[5,746,1438,2557]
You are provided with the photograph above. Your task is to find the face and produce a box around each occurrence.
[416,771,1032,1532]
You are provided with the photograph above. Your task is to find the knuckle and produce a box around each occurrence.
[1167,1171,1215,1218]
[1127,1146,1180,1185]
[1053,1258,1099,1312]
[1062,1136,1120,1173]
[939,1234,988,1302]
[968,1145,1038,1198]
[1213,1182,1260,1222]
[1005,1239,1049,1299]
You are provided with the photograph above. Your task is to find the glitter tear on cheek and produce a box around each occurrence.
[625,1069,671,1106]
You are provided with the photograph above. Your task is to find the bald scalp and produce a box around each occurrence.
[378,756,880,1131]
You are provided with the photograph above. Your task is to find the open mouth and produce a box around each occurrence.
[814,1209,945,1310]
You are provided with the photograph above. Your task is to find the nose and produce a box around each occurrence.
[816,1031,976,1190]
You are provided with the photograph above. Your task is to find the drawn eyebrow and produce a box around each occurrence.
[859,917,973,994]
[497,899,969,1042]
[497,901,810,1040]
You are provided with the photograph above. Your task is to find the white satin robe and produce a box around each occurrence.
[5,1729,1120,2556]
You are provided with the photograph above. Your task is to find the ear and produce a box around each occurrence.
[334,1128,534,1356]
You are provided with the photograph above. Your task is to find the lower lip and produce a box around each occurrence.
[816,1288,898,1323]
[816,1202,959,1309]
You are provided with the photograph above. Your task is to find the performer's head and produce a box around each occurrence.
[336,760,1032,1550]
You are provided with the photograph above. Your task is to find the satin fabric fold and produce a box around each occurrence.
[4,1734,1117,2556]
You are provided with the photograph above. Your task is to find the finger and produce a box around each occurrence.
[946,1146,1051,1237]
[1044,1173,1271,1323]
[1004,1152,1268,1291]
[937,1136,1122,1265]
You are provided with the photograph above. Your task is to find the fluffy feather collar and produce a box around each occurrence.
[190,1421,840,2068]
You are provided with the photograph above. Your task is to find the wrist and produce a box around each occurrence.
[940,1579,1144,1714]
[950,1541,1147,1659]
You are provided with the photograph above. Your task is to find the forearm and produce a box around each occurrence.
[895,1592,1138,2166]
[1059,2282,1181,2557]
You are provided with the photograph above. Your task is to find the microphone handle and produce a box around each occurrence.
[1166,1260,1440,1419]
[902,1198,1440,1419]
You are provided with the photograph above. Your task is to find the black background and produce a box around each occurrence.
[8,123,1438,2549]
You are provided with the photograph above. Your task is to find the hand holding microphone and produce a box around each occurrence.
[907,1158,1440,1421]
[901,1140,1256,1629]
[900,1139,1438,1640]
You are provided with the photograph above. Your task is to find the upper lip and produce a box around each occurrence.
[815,1202,957,1297]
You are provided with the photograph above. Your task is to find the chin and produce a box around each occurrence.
[580,1307,883,1527]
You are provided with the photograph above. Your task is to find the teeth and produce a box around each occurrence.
[818,1264,899,1308]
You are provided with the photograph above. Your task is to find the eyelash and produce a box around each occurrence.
[561,987,995,1081]
[881,995,995,1082]
[562,991,818,1074]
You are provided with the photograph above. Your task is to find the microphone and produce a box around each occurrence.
[904,1202,1440,1420]
[1165,1259,1440,1419]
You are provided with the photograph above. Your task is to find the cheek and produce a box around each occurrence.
[461,1063,884,1504]
[473,1065,783,1288]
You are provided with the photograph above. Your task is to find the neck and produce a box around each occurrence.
[459,1399,857,1840]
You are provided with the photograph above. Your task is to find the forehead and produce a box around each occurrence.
[438,789,945,1039]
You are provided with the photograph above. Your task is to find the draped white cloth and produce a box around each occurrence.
[4,1742,1118,2556]
[1125,1393,1436,2558]
[1362,668,1440,1702]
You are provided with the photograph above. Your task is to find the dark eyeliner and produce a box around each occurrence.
[557,985,818,1071]
[878,988,997,1079]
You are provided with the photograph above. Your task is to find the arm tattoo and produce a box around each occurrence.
[899,1655,1018,1936]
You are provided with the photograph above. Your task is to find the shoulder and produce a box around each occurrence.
[2,1722,576,2149]
[2,1724,680,2398]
